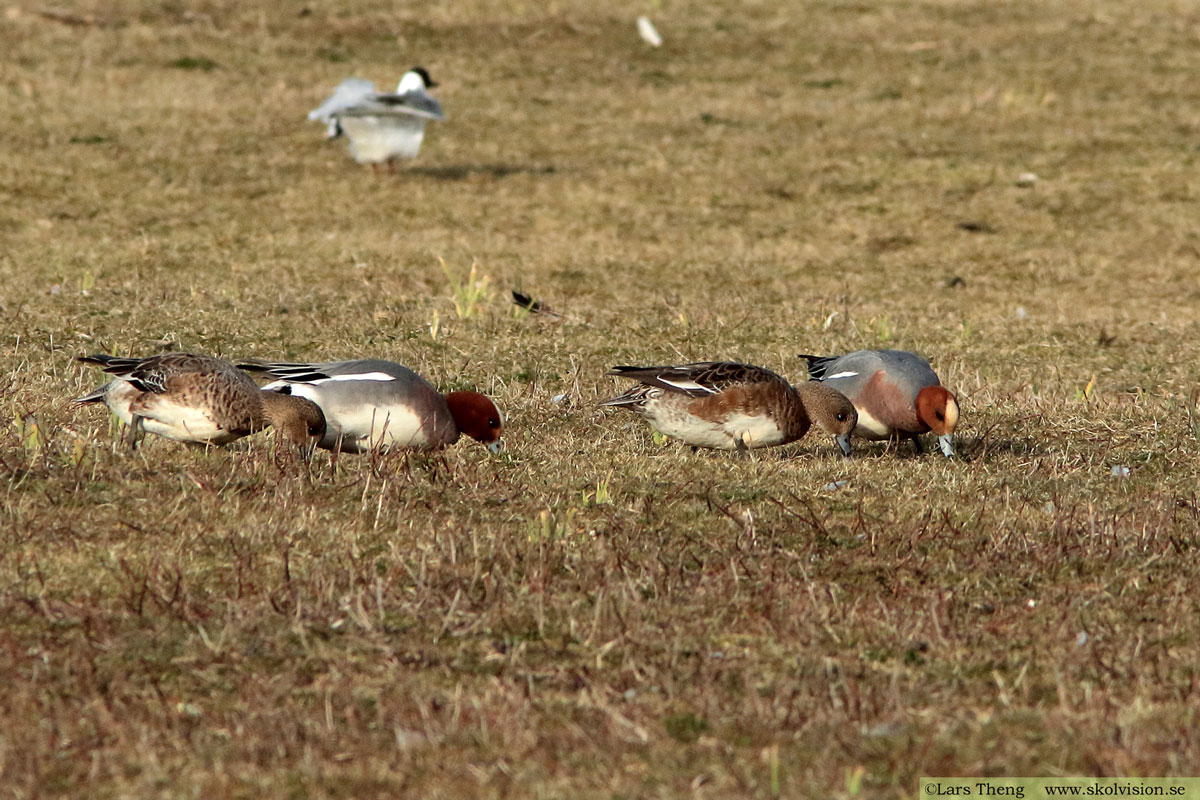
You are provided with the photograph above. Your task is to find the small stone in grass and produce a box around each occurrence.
[1111,465,1130,477]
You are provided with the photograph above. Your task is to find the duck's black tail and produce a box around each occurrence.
[797,354,836,381]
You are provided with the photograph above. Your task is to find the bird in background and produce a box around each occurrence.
[308,66,444,171]
[799,349,960,457]
[601,361,857,457]
[75,353,325,451]
[637,16,663,47]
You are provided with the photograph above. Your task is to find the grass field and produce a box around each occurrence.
[4,0,1200,796]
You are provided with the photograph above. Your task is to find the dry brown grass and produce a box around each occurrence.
[3,0,1200,796]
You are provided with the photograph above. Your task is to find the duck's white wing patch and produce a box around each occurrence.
[311,372,397,384]
[660,378,719,394]
[826,371,859,380]
[263,373,396,390]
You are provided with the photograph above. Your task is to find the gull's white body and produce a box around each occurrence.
[309,69,444,165]
[339,115,427,163]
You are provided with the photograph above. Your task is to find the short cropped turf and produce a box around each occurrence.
[3,0,1200,796]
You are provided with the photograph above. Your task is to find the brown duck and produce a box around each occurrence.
[76,353,325,449]
[601,361,857,455]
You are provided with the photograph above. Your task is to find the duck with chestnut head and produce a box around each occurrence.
[799,349,960,457]
[238,359,502,454]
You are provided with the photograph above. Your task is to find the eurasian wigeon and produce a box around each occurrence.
[237,359,503,454]
[309,67,444,169]
[75,353,325,449]
[601,361,857,456]
[799,349,959,457]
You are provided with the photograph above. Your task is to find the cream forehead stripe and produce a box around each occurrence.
[943,396,960,429]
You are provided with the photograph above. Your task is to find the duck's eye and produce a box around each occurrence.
[836,412,847,422]
[489,418,501,428]
[309,424,322,435]
[935,411,945,421]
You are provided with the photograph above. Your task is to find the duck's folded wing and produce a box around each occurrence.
[81,353,209,394]
[609,362,773,397]
[237,361,331,383]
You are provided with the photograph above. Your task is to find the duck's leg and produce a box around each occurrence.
[910,435,925,455]
[735,432,751,460]
[126,415,146,450]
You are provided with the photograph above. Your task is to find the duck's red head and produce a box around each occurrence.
[445,391,504,451]
[915,385,959,436]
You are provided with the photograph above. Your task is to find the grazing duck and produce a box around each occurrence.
[799,349,959,456]
[238,359,503,454]
[75,353,325,449]
[601,361,857,455]
[309,67,444,169]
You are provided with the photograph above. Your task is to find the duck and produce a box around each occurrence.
[600,361,857,456]
[798,349,959,456]
[309,67,444,169]
[237,359,503,454]
[75,353,325,449]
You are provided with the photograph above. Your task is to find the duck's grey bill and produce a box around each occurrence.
[487,440,504,454]
[835,433,853,458]
[938,434,955,458]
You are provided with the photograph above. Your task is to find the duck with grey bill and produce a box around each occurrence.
[237,359,503,454]
[799,349,959,457]
[601,361,856,456]
[309,66,444,171]
[75,353,325,451]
